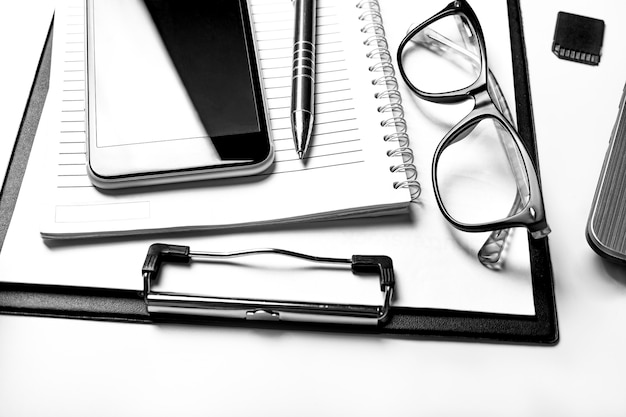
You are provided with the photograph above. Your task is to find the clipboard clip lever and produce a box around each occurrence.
[142,243,395,326]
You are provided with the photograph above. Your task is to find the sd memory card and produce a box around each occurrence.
[552,11,604,65]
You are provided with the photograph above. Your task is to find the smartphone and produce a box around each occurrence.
[85,0,273,189]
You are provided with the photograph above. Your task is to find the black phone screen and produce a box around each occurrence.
[142,0,269,160]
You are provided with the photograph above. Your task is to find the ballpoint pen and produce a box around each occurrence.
[291,0,317,159]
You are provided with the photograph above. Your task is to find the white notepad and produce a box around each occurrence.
[39,0,419,239]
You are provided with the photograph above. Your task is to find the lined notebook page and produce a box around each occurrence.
[40,0,415,239]
[57,1,87,184]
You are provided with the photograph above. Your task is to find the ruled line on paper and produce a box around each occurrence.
[57,0,88,189]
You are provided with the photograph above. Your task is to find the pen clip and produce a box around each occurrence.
[142,244,395,326]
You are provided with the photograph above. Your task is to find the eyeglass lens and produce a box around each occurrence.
[402,14,482,94]
[436,118,531,226]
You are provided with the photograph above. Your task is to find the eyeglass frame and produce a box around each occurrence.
[396,0,550,240]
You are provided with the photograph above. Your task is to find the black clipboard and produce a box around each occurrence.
[0,0,558,344]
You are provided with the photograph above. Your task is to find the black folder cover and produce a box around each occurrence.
[0,0,558,344]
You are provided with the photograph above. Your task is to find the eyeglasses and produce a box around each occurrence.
[396,0,550,269]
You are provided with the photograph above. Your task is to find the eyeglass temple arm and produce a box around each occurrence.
[415,27,536,268]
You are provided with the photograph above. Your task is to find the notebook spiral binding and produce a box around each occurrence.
[357,0,421,201]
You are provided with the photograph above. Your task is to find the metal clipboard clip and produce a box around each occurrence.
[142,244,395,326]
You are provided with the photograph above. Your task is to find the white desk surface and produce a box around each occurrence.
[0,2,53,184]
[2,1,626,416]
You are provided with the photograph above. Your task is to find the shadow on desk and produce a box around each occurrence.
[598,257,626,287]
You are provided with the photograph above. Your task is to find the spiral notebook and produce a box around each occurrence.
[38,0,419,239]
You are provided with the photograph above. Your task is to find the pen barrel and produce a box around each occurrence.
[291,68,315,111]
[291,0,316,112]
[293,0,316,46]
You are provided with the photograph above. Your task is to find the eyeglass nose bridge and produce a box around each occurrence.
[472,86,494,109]
[403,64,488,105]
[432,95,493,148]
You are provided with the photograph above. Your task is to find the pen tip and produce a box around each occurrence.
[292,110,313,160]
